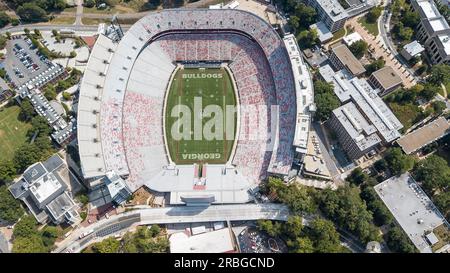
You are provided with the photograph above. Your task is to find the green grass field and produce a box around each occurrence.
[165,67,236,165]
[0,106,32,162]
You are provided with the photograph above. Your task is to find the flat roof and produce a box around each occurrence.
[374,173,448,253]
[397,117,450,154]
[310,22,333,43]
[343,32,362,46]
[416,0,442,19]
[371,66,403,91]
[46,191,77,221]
[403,40,425,56]
[170,228,235,253]
[319,65,403,142]
[283,34,314,152]
[332,102,381,152]
[29,173,64,205]
[315,0,348,21]
[331,44,366,76]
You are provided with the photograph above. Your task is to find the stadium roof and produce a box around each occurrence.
[397,117,450,154]
[374,173,449,253]
[78,9,297,192]
[283,34,314,154]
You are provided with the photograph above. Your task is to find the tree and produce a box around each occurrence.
[366,6,383,23]
[0,35,7,50]
[349,40,368,59]
[374,159,387,172]
[429,64,450,85]
[297,29,318,49]
[398,26,414,41]
[43,85,57,101]
[365,58,385,75]
[288,15,300,33]
[284,216,303,238]
[257,219,282,237]
[414,155,449,193]
[148,225,161,237]
[267,177,316,214]
[13,143,41,172]
[317,186,381,243]
[29,116,52,138]
[90,237,120,253]
[287,237,314,253]
[13,215,38,239]
[346,167,367,186]
[314,91,340,121]
[420,83,440,101]
[0,185,24,223]
[19,99,35,121]
[384,147,414,175]
[41,226,59,248]
[16,3,48,23]
[360,185,393,226]
[62,91,72,101]
[12,235,46,253]
[0,160,17,184]
[293,3,317,30]
[0,11,11,28]
[308,218,343,253]
[401,10,420,28]
[431,101,446,116]
[386,226,416,253]
[84,0,96,8]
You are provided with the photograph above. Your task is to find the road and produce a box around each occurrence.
[378,0,420,83]
[346,14,416,88]
[54,203,290,253]
[0,24,132,35]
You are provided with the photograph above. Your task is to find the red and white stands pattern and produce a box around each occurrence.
[78,9,297,191]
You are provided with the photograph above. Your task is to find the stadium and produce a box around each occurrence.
[77,9,313,205]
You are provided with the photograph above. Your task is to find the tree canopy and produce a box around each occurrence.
[317,186,381,243]
[313,80,340,121]
[0,185,24,223]
[349,40,368,59]
[384,147,415,176]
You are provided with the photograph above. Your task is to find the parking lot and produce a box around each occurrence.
[3,35,53,88]
[237,227,287,253]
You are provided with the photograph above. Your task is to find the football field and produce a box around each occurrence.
[165,67,236,164]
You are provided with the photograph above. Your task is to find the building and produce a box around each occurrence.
[283,34,315,162]
[343,32,363,47]
[374,173,449,253]
[9,154,81,225]
[412,0,450,64]
[169,228,237,253]
[0,77,13,103]
[329,44,366,77]
[310,22,333,43]
[319,65,403,160]
[397,117,450,154]
[305,0,376,33]
[329,102,382,160]
[368,66,403,96]
[305,0,349,33]
[104,171,132,205]
[400,40,426,61]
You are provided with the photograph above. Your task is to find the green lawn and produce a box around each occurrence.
[358,16,379,36]
[165,67,236,165]
[0,106,32,162]
[388,102,421,131]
